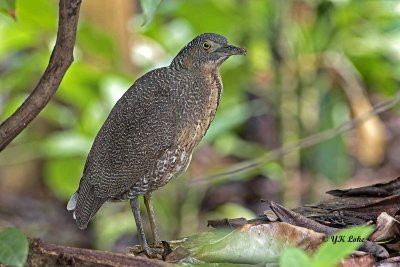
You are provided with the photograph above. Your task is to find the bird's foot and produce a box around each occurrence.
[130,244,164,259]
[151,240,163,248]
[143,245,164,258]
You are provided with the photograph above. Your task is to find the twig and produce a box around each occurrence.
[0,0,81,152]
[190,92,400,186]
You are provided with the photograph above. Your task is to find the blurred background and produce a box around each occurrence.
[1,0,400,252]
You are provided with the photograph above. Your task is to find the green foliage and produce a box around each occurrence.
[0,228,29,267]
[313,226,374,267]
[201,101,252,144]
[280,248,311,267]
[44,156,85,199]
[0,0,15,19]
[207,202,256,222]
[139,0,163,26]
[309,93,351,182]
[280,226,375,267]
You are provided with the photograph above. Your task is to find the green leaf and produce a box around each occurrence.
[0,228,29,267]
[312,226,374,267]
[280,247,311,267]
[0,0,16,19]
[140,0,162,26]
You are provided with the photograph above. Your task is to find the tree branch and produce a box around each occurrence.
[27,239,168,267]
[0,0,81,152]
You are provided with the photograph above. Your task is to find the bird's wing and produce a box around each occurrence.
[73,68,179,228]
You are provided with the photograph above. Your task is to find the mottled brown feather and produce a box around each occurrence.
[69,33,245,229]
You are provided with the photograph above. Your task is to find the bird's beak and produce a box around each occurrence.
[217,44,247,56]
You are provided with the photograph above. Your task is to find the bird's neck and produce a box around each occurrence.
[170,55,226,72]
[170,53,192,71]
[198,66,223,128]
[169,58,184,71]
[176,68,223,151]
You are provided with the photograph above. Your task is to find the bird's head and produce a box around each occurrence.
[170,33,246,71]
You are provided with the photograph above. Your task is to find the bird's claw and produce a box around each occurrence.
[130,244,164,259]
[144,246,164,258]
[152,240,163,248]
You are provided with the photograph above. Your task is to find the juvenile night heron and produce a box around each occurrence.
[67,33,246,256]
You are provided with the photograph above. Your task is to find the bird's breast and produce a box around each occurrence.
[177,71,223,150]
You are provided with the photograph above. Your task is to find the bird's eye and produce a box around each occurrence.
[202,41,211,50]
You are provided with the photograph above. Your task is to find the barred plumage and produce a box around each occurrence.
[67,33,246,256]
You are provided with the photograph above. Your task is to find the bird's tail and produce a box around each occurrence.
[67,192,79,218]
[66,182,104,229]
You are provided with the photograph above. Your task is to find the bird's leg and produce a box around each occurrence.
[129,196,162,257]
[144,192,161,247]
